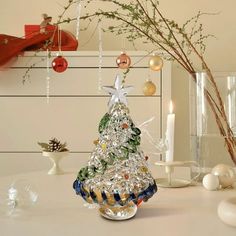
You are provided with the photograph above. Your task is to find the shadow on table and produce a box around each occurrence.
[135,206,183,219]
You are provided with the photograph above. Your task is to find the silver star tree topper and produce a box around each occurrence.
[102,74,133,108]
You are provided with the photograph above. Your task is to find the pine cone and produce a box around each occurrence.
[38,138,69,152]
[48,138,62,152]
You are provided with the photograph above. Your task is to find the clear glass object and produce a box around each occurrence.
[190,72,236,179]
[0,179,38,216]
[73,101,158,220]
[99,202,137,221]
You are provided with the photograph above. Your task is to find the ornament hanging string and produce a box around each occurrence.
[51,24,68,73]
[98,20,103,92]
[76,0,82,40]
[58,24,62,54]
[46,49,50,104]
[122,37,126,53]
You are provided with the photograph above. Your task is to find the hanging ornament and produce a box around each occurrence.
[116,52,131,69]
[149,54,163,71]
[51,25,68,73]
[52,55,68,73]
[143,80,156,96]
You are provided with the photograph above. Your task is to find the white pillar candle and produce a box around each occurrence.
[165,101,175,162]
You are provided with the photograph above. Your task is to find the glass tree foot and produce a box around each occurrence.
[99,202,137,221]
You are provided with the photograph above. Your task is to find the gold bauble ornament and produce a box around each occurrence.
[116,52,131,69]
[148,55,163,71]
[143,80,156,96]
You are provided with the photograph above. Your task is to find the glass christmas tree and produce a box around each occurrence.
[73,75,157,220]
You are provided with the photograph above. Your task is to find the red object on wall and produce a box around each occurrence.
[24,25,55,39]
[0,32,53,67]
[24,25,78,51]
[0,25,78,67]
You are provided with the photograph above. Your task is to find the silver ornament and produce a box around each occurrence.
[211,164,235,188]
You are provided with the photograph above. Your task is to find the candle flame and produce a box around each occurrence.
[169,100,173,113]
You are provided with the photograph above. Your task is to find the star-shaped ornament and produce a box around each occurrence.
[102,75,133,108]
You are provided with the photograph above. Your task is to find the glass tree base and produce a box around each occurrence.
[99,202,137,221]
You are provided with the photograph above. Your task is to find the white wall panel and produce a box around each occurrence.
[0,51,171,176]
[0,97,160,152]
[0,68,161,96]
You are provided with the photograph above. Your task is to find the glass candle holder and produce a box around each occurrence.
[0,179,38,217]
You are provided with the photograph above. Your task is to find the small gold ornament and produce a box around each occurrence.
[116,52,131,69]
[93,139,99,145]
[148,55,163,71]
[140,166,148,173]
[143,80,156,96]
[101,143,107,151]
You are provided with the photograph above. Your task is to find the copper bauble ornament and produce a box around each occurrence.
[143,80,156,96]
[116,52,131,69]
[52,56,68,73]
[148,55,163,71]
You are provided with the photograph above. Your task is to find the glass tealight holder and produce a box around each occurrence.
[0,179,38,217]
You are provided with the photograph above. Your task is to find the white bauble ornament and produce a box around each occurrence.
[211,164,235,188]
[202,173,219,191]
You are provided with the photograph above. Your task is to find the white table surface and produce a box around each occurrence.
[0,170,236,236]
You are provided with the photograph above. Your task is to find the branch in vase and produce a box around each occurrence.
[80,0,235,163]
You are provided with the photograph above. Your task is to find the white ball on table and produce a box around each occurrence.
[202,173,220,191]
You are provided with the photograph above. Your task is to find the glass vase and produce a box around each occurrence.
[190,72,236,179]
